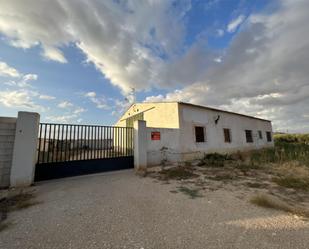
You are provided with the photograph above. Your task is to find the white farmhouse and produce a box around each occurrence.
[116,102,274,166]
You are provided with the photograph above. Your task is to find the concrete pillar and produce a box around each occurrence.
[10,112,40,187]
[133,120,147,171]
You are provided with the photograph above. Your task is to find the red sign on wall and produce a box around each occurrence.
[151,132,161,140]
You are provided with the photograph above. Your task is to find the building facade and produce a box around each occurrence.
[116,102,274,165]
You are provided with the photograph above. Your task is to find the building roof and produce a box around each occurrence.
[138,101,271,122]
[177,102,271,122]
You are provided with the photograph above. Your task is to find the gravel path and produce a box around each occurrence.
[1,170,309,249]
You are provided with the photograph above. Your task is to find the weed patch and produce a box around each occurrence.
[160,167,198,180]
[177,186,203,199]
[273,176,309,190]
[250,194,309,218]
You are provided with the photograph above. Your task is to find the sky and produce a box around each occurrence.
[0,0,308,133]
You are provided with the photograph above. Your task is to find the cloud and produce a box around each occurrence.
[0,61,21,78]
[145,0,309,132]
[0,0,192,93]
[0,89,46,111]
[1,0,309,132]
[39,94,56,100]
[58,101,73,109]
[84,92,109,110]
[227,15,245,33]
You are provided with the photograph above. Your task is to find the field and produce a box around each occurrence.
[147,133,309,218]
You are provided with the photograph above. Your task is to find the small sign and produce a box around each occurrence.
[151,132,160,140]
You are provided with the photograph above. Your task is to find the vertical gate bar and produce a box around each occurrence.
[100,126,102,158]
[82,126,85,160]
[69,125,72,161]
[52,124,56,162]
[42,124,47,163]
[85,125,88,160]
[86,126,89,160]
[80,125,83,160]
[130,128,132,155]
[121,127,124,156]
[126,128,128,156]
[55,124,59,162]
[64,125,68,161]
[94,126,97,159]
[110,127,112,158]
[102,126,105,158]
[60,124,64,161]
[117,127,119,157]
[77,125,80,161]
[72,125,76,160]
[88,126,90,159]
[37,124,42,164]
[98,126,101,158]
[90,126,93,159]
[46,124,52,163]
[103,126,105,158]
[107,127,110,158]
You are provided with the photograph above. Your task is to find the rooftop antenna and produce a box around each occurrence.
[131,87,136,104]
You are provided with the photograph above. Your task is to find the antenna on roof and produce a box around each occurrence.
[131,87,136,104]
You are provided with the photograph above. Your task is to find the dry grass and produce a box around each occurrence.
[271,162,309,190]
[250,194,309,218]
[159,167,198,180]
[177,186,203,199]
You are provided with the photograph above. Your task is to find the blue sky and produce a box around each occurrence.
[0,0,309,132]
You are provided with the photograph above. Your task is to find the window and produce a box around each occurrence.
[258,130,263,139]
[195,126,205,142]
[266,131,272,142]
[223,128,231,143]
[245,130,253,143]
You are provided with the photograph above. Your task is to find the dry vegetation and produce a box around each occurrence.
[147,133,309,217]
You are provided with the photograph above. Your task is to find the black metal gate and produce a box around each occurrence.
[35,123,134,181]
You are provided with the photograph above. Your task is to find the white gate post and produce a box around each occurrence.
[133,120,147,171]
[10,112,40,187]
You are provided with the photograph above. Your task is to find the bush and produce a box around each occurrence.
[200,153,232,167]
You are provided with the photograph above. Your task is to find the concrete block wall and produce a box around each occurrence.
[0,117,17,188]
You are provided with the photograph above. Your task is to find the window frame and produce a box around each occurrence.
[245,130,253,143]
[266,131,272,142]
[194,126,206,143]
[258,130,263,139]
[223,128,231,143]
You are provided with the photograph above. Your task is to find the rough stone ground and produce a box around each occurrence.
[1,169,309,249]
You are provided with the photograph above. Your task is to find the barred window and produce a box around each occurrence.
[266,131,272,142]
[195,126,205,143]
[245,130,253,143]
[223,128,231,143]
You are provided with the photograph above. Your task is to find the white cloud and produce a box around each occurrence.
[39,94,56,100]
[85,92,96,98]
[58,101,73,109]
[84,92,109,110]
[227,15,245,33]
[0,89,46,111]
[73,107,86,114]
[145,0,309,132]
[0,0,192,93]
[0,61,20,78]
[1,0,309,132]
[23,74,38,82]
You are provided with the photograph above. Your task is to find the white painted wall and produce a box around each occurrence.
[178,104,274,160]
[146,127,181,166]
[0,117,17,188]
